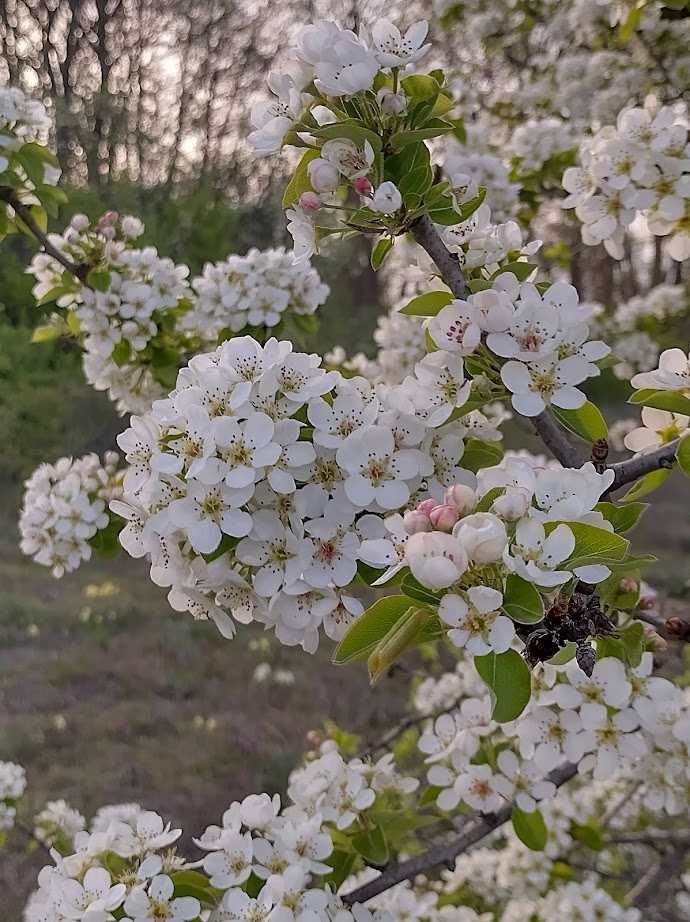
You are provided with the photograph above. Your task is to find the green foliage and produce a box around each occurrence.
[282,150,320,208]
[559,522,630,569]
[503,574,544,625]
[371,237,394,270]
[474,650,532,722]
[333,596,413,664]
[595,502,648,533]
[512,806,548,851]
[621,468,672,501]
[676,436,690,477]
[629,388,690,416]
[461,438,504,473]
[400,290,453,316]
[552,402,608,443]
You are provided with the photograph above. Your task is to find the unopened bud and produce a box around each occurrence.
[444,484,476,515]
[638,595,656,611]
[70,213,90,232]
[403,509,432,535]
[429,503,460,532]
[378,87,407,115]
[665,616,690,640]
[643,624,668,654]
[620,577,639,593]
[353,176,373,196]
[98,210,119,230]
[299,191,322,212]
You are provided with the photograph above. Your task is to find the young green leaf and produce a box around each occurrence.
[399,290,453,316]
[551,401,608,443]
[351,824,389,866]
[474,650,532,722]
[594,501,647,533]
[676,435,690,477]
[503,574,544,625]
[371,237,394,271]
[333,596,413,664]
[629,388,690,416]
[461,438,504,473]
[620,467,672,501]
[512,806,548,851]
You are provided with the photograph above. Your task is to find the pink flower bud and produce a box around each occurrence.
[444,484,476,515]
[416,498,437,517]
[429,504,460,532]
[299,191,322,212]
[98,210,119,230]
[403,510,432,535]
[353,176,373,196]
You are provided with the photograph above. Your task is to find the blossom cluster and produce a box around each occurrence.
[26,746,417,922]
[564,100,690,261]
[112,333,489,649]
[601,283,690,380]
[427,270,609,417]
[28,212,191,414]
[19,451,122,578]
[0,761,26,833]
[508,117,578,174]
[402,456,616,599]
[184,246,330,341]
[443,141,521,223]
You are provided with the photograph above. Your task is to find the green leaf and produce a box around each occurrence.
[201,533,239,563]
[426,193,464,225]
[31,323,60,343]
[676,436,690,477]
[111,340,132,367]
[371,237,394,270]
[552,402,608,443]
[570,822,604,851]
[322,850,357,889]
[620,621,646,667]
[86,269,112,293]
[333,596,413,664]
[420,785,443,806]
[88,517,124,558]
[356,559,386,586]
[368,809,436,845]
[390,120,454,148]
[282,149,320,209]
[401,74,441,100]
[559,522,629,569]
[368,608,441,683]
[595,501,647,533]
[474,650,531,722]
[457,187,486,220]
[629,388,690,416]
[170,870,221,906]
[620,467,671,501]
[313,119,383,152]
[503,574,544,625]
[618,3,643,41]
[548,642,577,665]
[400,290,453,316]
[450,117,466,143]
[461,437,504,473]
[352,824,389,866]
[491,260,536,282]
[401,571,442,606]
[475,486,505,513]
[512,806,548,851]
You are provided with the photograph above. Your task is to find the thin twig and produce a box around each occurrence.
[0,186,87,280]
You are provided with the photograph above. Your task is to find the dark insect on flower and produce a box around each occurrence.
[522,583,615,673]
[576,642,596,677]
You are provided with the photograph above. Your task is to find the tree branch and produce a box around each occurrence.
[0,187,87,280]
[609,440,679,491]
[342,762,577,904]
[410,215,580,468]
